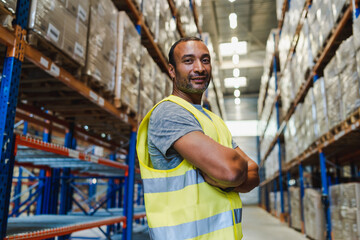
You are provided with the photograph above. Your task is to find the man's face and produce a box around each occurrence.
[170,41,212,95]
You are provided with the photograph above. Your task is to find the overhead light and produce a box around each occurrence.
[101,133,106,138]
[234,98,241,105]
[84,125,89,130]
[229,0,236,2]
[232,54,239,64]
[224,77,247,88]
[219,41,248,56]
[229,13,237,29]
[233,68,240,77]
[234,89,241,97]
[231,37,238,44]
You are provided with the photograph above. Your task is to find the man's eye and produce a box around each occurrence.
[203,58,210,63]
[184,59,193,63]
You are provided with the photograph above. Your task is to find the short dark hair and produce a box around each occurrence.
[168,37,203,67]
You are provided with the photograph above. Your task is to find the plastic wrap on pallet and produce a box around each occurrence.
[304,188,326,240]
[85,0,117,91]
[140,47,155,102]
[264,145,279,180]
[313,77,329,137]
[354,16,360,51]
[154,64,166,94]
[341,67,360,118]
[278,0,306,70]
[139,91,153,120]
[28,0,88,66]
[276,0,285,21]
[284,114,300,162]
[330,183,360,240]
[1,0,16,13]
[269,191,288,216]
[295,18,314,80]
[263,29,278,78]
[143,0,157,35]
[176,0,197,36]
[331,0,349,23]
[357,51,360,81]
[289,187,302,230]
[336,36,356,73]
[115,11,141,109]
[155,0,172,54]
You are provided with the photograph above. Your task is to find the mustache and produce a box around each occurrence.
[189,73,210,78]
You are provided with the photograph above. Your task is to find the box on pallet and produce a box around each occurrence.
[0,0,16,28]
[304,188,326,240]
[0,0,16,13]
[140,47,155,102]
[313,77,329,137]
[354,16,360,50]
[142,0,156,35]
[114,11,141,110]
[28,0,89,67]
[330,183,360,240]
[85,0,117,92]
[269,191,288,217]
[289,187,302,230]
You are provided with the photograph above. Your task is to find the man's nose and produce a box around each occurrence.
[193,60,205,73]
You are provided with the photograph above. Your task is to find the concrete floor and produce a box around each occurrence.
[242,206,308,240]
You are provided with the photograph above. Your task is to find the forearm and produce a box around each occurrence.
[201,168,248,188]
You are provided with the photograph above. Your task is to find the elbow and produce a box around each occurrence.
[221,157,248,186]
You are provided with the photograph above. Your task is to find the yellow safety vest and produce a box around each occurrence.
[137,95,243,240]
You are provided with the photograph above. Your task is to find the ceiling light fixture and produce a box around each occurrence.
[231,36,238,44]
[229,0,236,2]
[234,98,241,105]
[234,89,241,97]
[224,77,247,88]
[233,68,240,77]
[229,13,237,29]
[232,54,239,65]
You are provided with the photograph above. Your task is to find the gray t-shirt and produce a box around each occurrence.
[148,101,238,170]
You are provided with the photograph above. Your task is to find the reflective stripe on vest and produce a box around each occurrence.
[149,208,242,240]
[142,169,204,194]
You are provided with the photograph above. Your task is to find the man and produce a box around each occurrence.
[137,37,259,240]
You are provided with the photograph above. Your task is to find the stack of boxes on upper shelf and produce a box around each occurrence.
[0,0,16,28]
[0,0,203,119]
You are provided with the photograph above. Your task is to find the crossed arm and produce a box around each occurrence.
[173,131,260,193]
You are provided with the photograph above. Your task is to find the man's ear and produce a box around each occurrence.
[169,64,175,80]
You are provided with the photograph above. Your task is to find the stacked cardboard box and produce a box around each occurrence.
[258,75,276,138]
[115,11,141,111]
[278,0,306,70]
[269,191,288,217]
[264,145,279,180]
[337,37,360,118]
[284,114,299,162]
[28,0,89,66]
[0,0,16,28]
[313,77,329,137]
[304,188,326,240]
[261,107,278,164]
[330,183,360,240]
[289,187,302,230]
[276,0,284,21]
[354,16,360,50]
[142,0,157,35]
[85,0,117,92]
[323,56,343,129]
[176,0,197,36]
[139,47,155,118]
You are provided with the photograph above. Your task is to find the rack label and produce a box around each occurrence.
[47,23,60,43]
[40,57,49,68]
[74,42,84,58]
[69,149,79,159]
[98,97,104,106]
[49,63,60,77]
[77,5,87,22]
[89,90,98,101]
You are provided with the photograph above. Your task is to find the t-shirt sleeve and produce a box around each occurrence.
[148,101,203,157]
[232,139,238,149]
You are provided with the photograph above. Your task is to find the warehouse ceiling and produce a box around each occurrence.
[199,0,277,97]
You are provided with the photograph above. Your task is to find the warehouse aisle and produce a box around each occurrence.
[242,206,308,240]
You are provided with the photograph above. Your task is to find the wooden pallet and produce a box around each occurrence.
[81,75,115,101]
[27,31,82,78]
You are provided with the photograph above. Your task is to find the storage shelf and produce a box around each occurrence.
[284,108,360,171]
[15,134,128,175]
[6,208,146,239]
[260,5,353,166]
[259,171,280,187]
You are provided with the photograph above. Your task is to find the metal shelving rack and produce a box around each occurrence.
[0,0,202,239]
[258,0,360,238]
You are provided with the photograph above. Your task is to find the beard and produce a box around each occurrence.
[175,73,211,94]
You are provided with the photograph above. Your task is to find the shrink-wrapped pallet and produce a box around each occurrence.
[313,77,329,137]
[86,0,117,91]
[304,189,326,240]
[289,187,302,230]
[331,0,349,23]
[330,183,360,240]
[336,36,356,73]
[354,16,360,50]
[142,0,156,35]
[155,0,172,53]
[115,11,141,110]
[61,0,90,25]
[276,0,285,21]
[284,115,299,162]
[140,47,155,102]
[28,0,89,66]
[295,18,314,80]
[176,0,197,36]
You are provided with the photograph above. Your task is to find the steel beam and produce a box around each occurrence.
[0,1,30,238]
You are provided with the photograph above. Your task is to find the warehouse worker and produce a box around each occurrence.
[137,37,259,240]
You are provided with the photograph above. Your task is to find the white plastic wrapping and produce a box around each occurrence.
[289,187,302,230]
[1,0,16,13]
[304,189,326,240]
